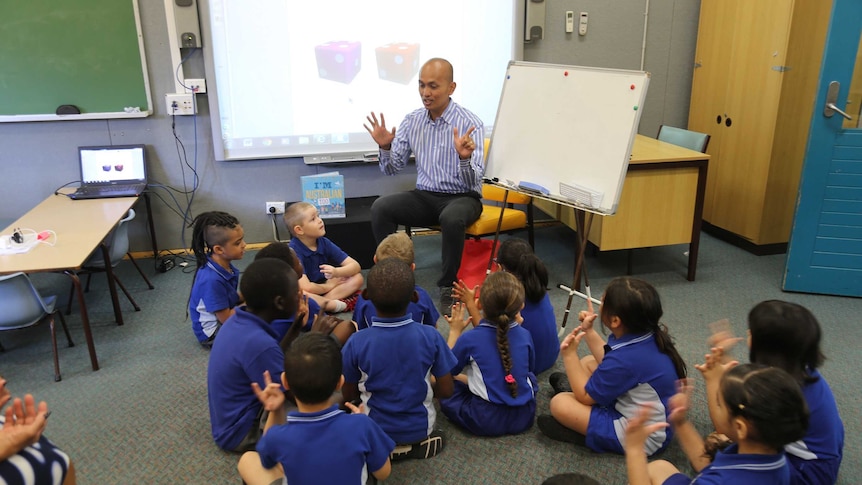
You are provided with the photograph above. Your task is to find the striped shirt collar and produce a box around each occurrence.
[370,315,414,328]
[423,97,456,125]
[286,404,343,423]
[607,331,654,351]
[478,320,519,330]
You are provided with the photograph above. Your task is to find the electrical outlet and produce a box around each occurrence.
[185,78,207,94]
[165,93,195,115]
[266,201,285,215]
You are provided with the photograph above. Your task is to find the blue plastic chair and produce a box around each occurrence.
[0,272,74,381]
[657,125,711,153]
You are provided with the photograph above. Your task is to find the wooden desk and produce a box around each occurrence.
[534,135,710,280]
[0,193,139,371]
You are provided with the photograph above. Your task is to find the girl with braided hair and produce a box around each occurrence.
[440,271,537,436]
[539,276,685,456]
[187,211,246,348]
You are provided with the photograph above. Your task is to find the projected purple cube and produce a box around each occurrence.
[314,41,362,84]
[375,42,420,84]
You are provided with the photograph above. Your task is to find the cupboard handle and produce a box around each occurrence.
[725,117,732,127]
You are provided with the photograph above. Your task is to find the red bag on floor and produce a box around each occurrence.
[456,239,499,293]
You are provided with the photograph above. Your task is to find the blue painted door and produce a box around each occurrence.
[784,0,862,296]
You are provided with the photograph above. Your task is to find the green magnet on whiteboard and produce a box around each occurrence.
[633,105,638,110]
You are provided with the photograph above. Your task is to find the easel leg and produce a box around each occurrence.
[558,208,594,336]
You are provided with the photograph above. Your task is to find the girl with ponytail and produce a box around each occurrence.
[538,276,685,456]
[440,271,537,436]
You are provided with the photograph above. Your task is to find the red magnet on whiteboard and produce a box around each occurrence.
[630,84,635,90]
[564,71,568,76]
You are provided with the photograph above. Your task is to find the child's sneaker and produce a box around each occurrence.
[549,372,572,394]
[339,291,361,313]
[390,430,445,461]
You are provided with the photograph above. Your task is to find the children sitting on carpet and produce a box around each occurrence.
[237,333,394,485]
[441,271,537,436]
[284,202,363,313]
[352,232,439,329]
[624,362,808,484]
[709,300,845,483]
[488,238,559,373]
[538,276,686,456]
[341,258,457,460]
[254,242,356,349]
[187,210,246,348]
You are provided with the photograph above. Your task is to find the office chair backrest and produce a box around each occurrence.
[657,125,710,153]
[0,273,50,329]
[84,209,136,269]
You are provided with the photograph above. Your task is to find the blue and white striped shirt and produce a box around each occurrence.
[379,99,485,194]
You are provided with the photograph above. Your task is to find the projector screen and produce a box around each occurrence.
[200,0,523,162]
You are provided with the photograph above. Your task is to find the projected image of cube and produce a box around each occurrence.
[375,42,420,84]
[314,41,362,84]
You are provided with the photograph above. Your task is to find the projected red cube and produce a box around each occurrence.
[375,42,420,84]
[314,41,362,84]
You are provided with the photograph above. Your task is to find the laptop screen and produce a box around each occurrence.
[78,145,147,185]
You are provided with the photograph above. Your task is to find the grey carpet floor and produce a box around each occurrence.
[2,224,859,484]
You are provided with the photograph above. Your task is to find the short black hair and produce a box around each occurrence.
[240,258,298,316]
[255,242,302,278]
[283,333,342,404]
[365,258,414,315]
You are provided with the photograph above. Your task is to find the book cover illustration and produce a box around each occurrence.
[301,172,345,218]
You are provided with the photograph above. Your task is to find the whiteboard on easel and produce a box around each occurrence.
[486,61,649,215]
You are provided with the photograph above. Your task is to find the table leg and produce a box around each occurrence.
[64,271,99,371]
[143,192,159,260]
[687,161,708,281]
[101,243,124,326]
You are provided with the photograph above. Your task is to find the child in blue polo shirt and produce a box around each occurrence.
[187,211,247,348]
[254,242,357,349]
[341,258,457,460]
[352,232,439,329]
[442,271,537,436]
[207,258,298,452]
[238,333,394,485]
[625,363,809,484]
[285,202,364,313]
[538,277,687,455]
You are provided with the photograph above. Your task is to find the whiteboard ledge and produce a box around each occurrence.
[0,110,153,123]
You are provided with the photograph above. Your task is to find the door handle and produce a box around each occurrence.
[824,81,853,120]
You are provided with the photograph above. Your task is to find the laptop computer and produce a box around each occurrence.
[69,145,148,200]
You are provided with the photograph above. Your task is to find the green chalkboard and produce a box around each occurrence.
[0,0,152,121]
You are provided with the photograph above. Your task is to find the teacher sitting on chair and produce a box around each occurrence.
[364,57,484,315]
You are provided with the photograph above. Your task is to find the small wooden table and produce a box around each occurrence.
[0,192,140,371]
[534,134,710,281]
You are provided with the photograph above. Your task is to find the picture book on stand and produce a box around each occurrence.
[301,172,345,218]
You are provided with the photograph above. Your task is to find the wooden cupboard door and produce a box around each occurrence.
[688,0,737,220]
[707,0,794,239]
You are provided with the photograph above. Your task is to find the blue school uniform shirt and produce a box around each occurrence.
[784,370,844,485]
[667,444,790,484]
[519,293,559,374]
[289,236,348,284]
[450,320,537,407]
[585,331,678,454]
[270,297,321,341]
[257,404,394,485]
[341,315,457,444]
[352,285,439,329]
[189,256,240,342]
[207,306,283,450]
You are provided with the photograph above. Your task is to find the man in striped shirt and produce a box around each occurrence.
[364,58,484,315]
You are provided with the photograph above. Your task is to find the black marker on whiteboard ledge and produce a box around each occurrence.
[517,181,549,196]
